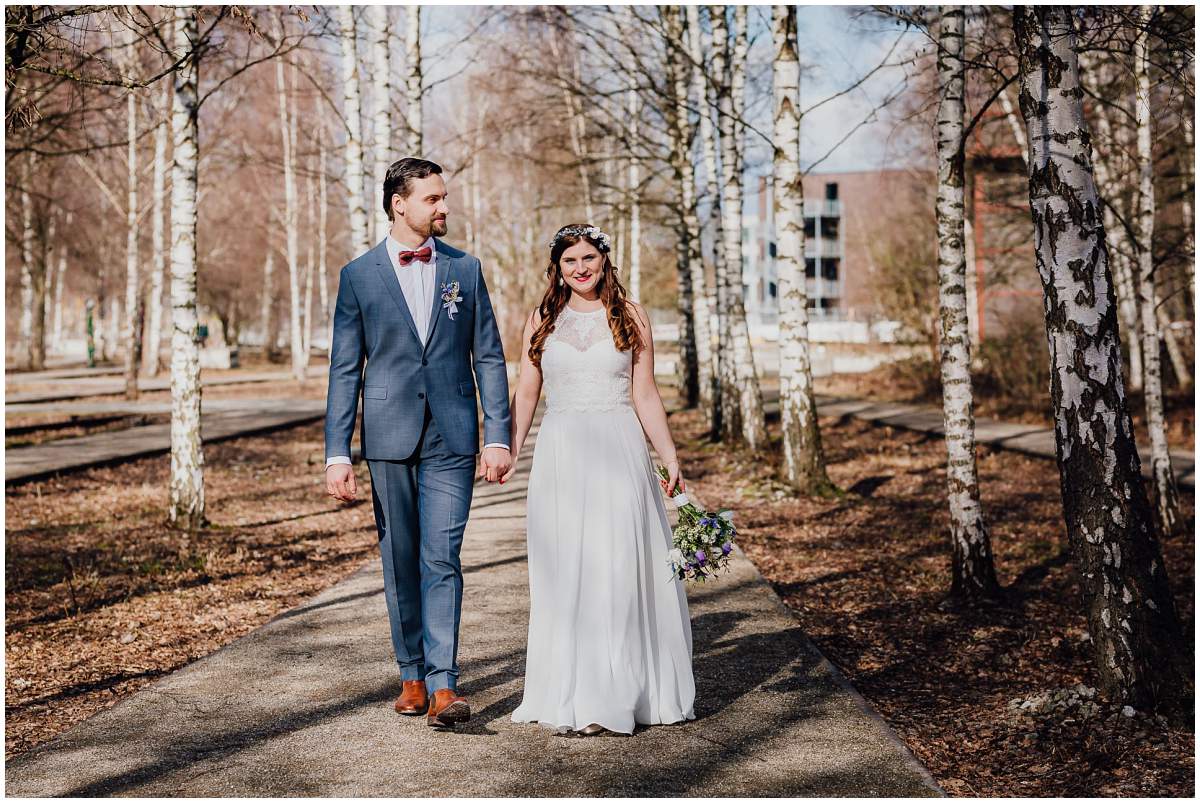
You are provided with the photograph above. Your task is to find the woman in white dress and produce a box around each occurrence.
[503,223,697,737]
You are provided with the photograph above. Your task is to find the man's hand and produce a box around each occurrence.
[477,445,513,483]
[326,463,358,502]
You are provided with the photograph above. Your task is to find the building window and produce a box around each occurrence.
[768,241,777,258]
[820,217,839,239]
[805,258,816,278]
[768,281,778,298]
[803,218,815,238]
[825,182,838,200]
[822,258,839,280]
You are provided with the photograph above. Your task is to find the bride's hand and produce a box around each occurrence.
[660,460,682,496]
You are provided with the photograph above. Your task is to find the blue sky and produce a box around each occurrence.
[421,5,928,176]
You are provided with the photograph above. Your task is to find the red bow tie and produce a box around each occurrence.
[397,246,432,266]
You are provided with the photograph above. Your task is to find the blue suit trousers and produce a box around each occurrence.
[366,404,475,693]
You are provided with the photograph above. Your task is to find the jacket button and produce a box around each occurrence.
[421,359,428,366]
[417,392,425,399]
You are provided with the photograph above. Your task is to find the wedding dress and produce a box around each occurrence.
[510,304,697,735]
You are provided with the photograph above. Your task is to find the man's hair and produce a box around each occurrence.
[383,158,443,221]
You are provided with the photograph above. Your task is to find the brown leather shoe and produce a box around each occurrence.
[394,680,428,716]
[426,688,470,728]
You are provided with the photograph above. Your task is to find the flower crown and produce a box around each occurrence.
[548,225,612,253]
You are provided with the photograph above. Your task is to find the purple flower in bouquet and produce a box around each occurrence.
[657,464,738,584]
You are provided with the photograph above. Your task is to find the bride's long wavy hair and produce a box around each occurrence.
[528,224,641,368]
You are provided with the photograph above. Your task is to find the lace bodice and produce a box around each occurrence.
[542,305,633,413]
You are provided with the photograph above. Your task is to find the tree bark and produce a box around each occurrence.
[276,48,305,381]
[665,6,701,409]
[51,210,70,353]
[1132,5,1182,536]
[774,4,835,497]
[1013,5,1187,709]
[627,85,642,302]
[338,6,370,257]
[122,67,142,400]
[404,6,422,154]
[146,76,170,377]
[1085,56,1144,393]
[935,5,1001,599]
[318,119,331,350]
[713,5,766,450]
[368,5,391,241]
[168,6,206,529]
[18,153,35,368]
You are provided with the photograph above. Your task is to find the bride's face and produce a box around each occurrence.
[558,240,604,296]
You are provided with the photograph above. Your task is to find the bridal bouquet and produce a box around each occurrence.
[656,465,737,583]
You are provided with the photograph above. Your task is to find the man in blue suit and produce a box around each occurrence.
[324,157,512,729]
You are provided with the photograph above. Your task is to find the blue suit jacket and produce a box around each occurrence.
[324,238,512,460]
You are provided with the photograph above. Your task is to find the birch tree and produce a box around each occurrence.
[713,5,766,449]
[121,18,142,400]
[337,6,370,257]
[168,6,205,529]
[665,5,706,410]
[17,153,35,368]
[690,4,723,432]
[51,211,70,352]
[146,77,171,377]
[627,84,642,302]
[773,5,835,498]
[1013,5,1186,708]
[276,49,305,381]
[368,5,391,242]
[1132,5,1182,536]
[934,6,1000,599]
[405,6,423,154]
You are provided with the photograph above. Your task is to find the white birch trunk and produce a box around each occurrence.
[774,4,833,496]
[318,121,331,350]
[935,6,1000,597]
[368,5,391,241]
[276,52,305,381]
[52,211,70,352]
[691,4,723,431]
[714,5,766,449]
[168,7,205,529]
[1085,55,1144,392]
[1013,5,1186,708]
[303,170,315,359]
[1133,7,1181,535]
[627,86,641,302]
[405,6,422,153]
[18,154,35,368]
[261,249,275,355]
[338,6,370,256]
[123,70,141,399]
[668,5,709,411]
[146,77,170,377]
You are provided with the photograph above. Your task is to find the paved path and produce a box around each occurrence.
[5,400,327,484]
[799,393,1195,490]
[5,416,942,797]
[5,368,328,405]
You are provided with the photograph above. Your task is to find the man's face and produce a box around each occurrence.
[394,173,449,238]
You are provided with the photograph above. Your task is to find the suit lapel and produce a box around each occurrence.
[372,238,422,344]
[424,240,453,349]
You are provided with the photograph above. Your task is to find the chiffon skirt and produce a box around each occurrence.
[510,405,697,734]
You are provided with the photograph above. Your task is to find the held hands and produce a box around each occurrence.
[326,463,357,502]
[477,445,513,484]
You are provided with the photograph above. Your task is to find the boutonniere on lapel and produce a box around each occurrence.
[440,280,463,320]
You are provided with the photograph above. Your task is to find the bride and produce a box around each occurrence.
[504,223,697,737]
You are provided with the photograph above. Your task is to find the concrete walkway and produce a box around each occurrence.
[800,393,1195,490]
[5,417,941,797]
[5,399,327,484]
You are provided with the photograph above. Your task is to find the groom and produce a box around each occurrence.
[323,157,512,729]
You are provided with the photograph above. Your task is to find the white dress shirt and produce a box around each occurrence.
[325,234,509,468]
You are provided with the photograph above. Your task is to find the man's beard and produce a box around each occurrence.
[429,217,448,237]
